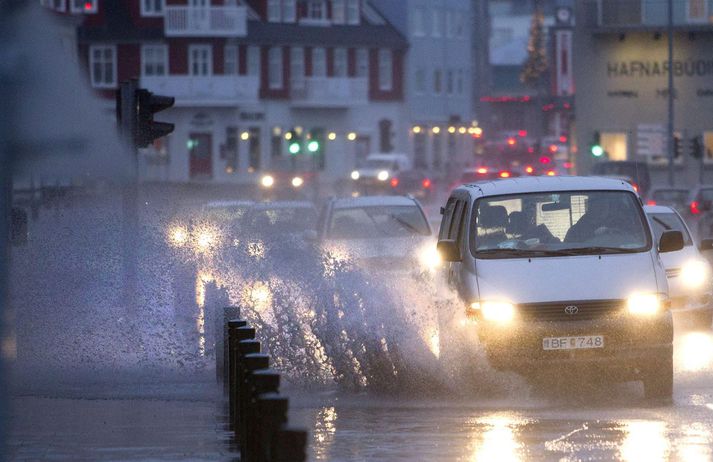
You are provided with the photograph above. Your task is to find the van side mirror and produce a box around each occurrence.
[699,238,713,252]
[11,207,28,246]
[659,230,684,253]
[437,239,461,262]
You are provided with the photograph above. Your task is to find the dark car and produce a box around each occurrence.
[388,169,435,201]
[592,161,651,197]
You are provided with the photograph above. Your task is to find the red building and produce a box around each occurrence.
[42,0,408,184]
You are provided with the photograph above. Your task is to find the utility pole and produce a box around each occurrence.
[666,0,675,186]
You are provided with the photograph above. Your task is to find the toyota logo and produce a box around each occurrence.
[564,305,579,315]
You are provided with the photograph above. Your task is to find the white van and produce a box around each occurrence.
[437,176,683,399]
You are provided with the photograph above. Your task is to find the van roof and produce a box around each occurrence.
[455,176,637,197]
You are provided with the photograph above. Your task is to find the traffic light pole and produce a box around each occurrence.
[666,0,675,186]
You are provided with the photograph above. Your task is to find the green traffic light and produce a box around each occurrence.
[307,140,319,153]
[289,142,301,155]
[591,145,604,157]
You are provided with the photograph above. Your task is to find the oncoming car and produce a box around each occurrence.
[438,177,684,399]
[645,205,713,329]
[245,201,318,238]
[317,196,437,272]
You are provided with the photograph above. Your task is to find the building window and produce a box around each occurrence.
[456,69,464,95]
[248,127,261,171]
[142,45,167,76]
[70,0,96,13]
[433,69,442,94]
[601,132,628,161]
[41,0,66,12]
[445,11,453,38]
[412,7,425,36]
[446,69,454,95]
[687,0,708,22]
[271,127,283,158]
[247,46,260,76]
[224,45,238,75]
[89,45,116,88]
[701,131,713,163]
[290,47,305,89]
[312,47,327,77]
[355,48,368,78]
[378,49,393,91]
[283,0,296,22]
[346,0,360,25]
[268,0,281,22]
[189,45,213,76]
[334,48,348,77]
[268,47,284,89]
[456,14,465,38]
[307,1,327,20]
[431,10,442,37]
[141,0,163,16]
[415,68,425,94]
[225,127,239,173]
[332,0,345,24]
[414,132,427,169]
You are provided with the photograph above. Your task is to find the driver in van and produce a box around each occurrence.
[564,196,638,243]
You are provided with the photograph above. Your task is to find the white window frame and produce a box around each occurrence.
[268,0,281,22]
[189,44,213,76]
[333,47,348,77]
[355,48,368,78]
[412,7,425,37]
[224,45,239,75]
[346,0,360,25]
[290,47,305,89]
[312,47,327,77]
[89,45,117,88]
[268,46,284,90]
[247,46,260,76]
[141,44,168,77]
[141,0,164,17]
[431,9,442,37]
[70,0,97,13]
[332,0,346,24]
[283,0,296,22]
[378,49,393,91]
[687,0,708,23]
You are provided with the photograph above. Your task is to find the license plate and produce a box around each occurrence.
[542,335,604,350]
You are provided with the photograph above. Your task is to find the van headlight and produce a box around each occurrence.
[351,170,360,180]
[680,259,710,289]
[470,301,515,323]
[377,170,389,181]
[627,293,664,316]
[261,175,275,188]
[417,243,442,271]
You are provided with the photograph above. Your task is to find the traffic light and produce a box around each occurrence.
[691,136,703,159]
[288,131,302,155]
[590,131,604,157]
[306,129,324,155]
[136,89,175,148]
[673,134,682,159]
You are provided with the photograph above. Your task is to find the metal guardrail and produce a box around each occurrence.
[218,307,308,462]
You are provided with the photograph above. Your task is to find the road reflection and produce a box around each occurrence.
[619,420,669,462]
[676,332,713,372]
[470,413,525,462]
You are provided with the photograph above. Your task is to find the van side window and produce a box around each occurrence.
[439,198,466,243]
[449,200,465,241]
[438,198,456,240]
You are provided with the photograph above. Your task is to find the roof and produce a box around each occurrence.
[457,176,637,197]
[331,195,419,209]
[643,205,678,214]
[649,187,689,193]
[251,201,315,210]
[243,21,407,48]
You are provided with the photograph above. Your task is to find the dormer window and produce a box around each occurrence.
[307,1,326,21]
[141,0,164,17]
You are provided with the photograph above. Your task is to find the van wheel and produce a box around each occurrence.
[643,355,673,401]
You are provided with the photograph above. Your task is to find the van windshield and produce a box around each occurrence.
[471,191,651,258]
[363,159,396,170]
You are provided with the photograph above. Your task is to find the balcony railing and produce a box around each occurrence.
[290,77,368,107]
[140,75,259,106]
[164,6,247,37]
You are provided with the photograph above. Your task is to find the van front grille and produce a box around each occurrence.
[518,300,625,322]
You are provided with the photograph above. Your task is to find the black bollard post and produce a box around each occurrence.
[235,339,261,434]
[245,370,281,461]
[256,393,288,462]
[227,320,248,419]
[273,428,308,462]
[239,351,270,453]
[218,306,241,383]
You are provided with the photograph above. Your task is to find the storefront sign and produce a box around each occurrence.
[607,59,713,78]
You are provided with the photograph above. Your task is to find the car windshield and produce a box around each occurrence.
[248,207,317,234]
[363,159,396,170]
[203,205,251,223]
[648,212,693,246]
[328,205,430,239]
[471,190,651,258]
[652,190,688,204]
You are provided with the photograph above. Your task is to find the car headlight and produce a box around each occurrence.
[417,243,442,271]
[377,170,389,181]
[168,226,188,247]
[680,259,710,289]
[351,170,360,180]
[627,293,664,316]
[261,175,275,188]
[470,301,515,323]
[291,176,304,188]
[196,230,218,250]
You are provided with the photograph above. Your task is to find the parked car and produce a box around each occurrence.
[647,187,690,214]
[387,169,435,201]
[317,195,437,272]
[645,205,713,329]
[592,161,651,198]
[687,185,713,240]
[438,176,681,399]
[244,201,318,238]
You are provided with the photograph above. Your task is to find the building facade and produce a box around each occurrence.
[368,0,476,175]
[43,0,409,184]
[575,0,713,185]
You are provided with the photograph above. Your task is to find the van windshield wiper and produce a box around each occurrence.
[476,248,575,258]
[559,246,641,255]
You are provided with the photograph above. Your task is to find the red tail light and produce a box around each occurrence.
[647,200,657,206]
[691,201,701,215]
[422,178,432,189]
[507,138,516,146]
[390,177,399,188]
[631,183,639,193]
[539,156,551,164]
[499,171,511,178]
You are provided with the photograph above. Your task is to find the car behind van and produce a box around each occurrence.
[437,176,683,399]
